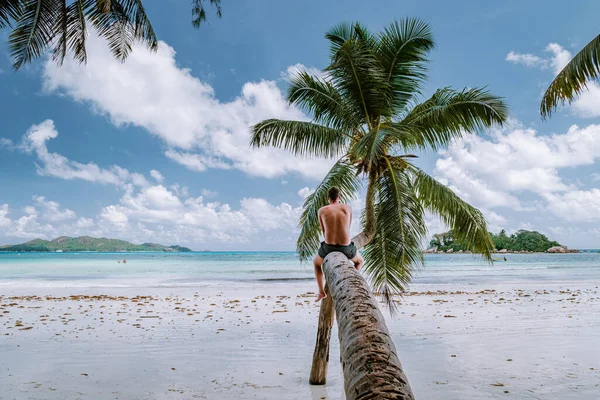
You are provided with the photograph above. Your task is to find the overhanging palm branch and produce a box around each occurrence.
[411,167,494,259]
[1,0,222,69]
[297,158,361,261]
[541,34,600,118]
[362,166,426,308]
[0,0,21,28]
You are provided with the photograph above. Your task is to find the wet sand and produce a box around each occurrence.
[1,282,599,399]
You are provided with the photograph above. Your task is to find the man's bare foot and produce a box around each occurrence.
[315,291,327,302]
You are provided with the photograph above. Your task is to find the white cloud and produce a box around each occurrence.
[76,217,94,228]
[546,43,571,73]
[0,204,11,228]
[42,35,333,180]
[10,213,56,239]
[33,195,76,222]
[297,187,314,199]
[93,184,304,246]
[281,63,327,81]
[150,169,164,182]
[200,189,218,198]
[542,189,600,222]
[435,122,600,214]
[17,120,150,188]
[164,149,231,172]
[505,51,548,68]
[0,138,14,150]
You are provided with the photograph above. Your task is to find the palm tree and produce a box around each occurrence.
[252,18,507,304]
[541,34,600,118]
[251,19,508,397]
[0,0,222,69]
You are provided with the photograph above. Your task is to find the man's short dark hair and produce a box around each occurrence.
[328,187,340,201]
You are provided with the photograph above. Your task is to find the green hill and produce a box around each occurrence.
[0,236,192,252]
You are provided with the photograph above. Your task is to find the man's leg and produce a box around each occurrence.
[313,254,326,302]
[351,252,364,271]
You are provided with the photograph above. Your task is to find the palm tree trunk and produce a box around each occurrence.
[309,230,375,386]
[309,284,334,384]
[322,252,414,399]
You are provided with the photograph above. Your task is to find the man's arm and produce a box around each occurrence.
[318,208,325,235]
[347,204,353,230]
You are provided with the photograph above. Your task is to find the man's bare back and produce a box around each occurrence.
[318,203,352,246]
[312,187,364,302]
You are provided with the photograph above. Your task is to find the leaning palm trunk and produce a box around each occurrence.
[317,251,414,399]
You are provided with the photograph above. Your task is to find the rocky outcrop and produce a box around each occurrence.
[547,246,579,253]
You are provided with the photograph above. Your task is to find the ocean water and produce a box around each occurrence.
[1,251,599,289]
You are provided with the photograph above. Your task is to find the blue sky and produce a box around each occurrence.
[1,0,600,250]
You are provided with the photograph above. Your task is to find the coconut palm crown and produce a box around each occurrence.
[0,0,222,69]
[252,19,508,305]
[541,34,600,118]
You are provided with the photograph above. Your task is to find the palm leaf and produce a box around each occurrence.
[325,22,388,127]
[297,158,362,262]
[541,34,600,118]
[411,167,494,259]
[391,87,508,151]
[251,119,350,159]
[362,164,426,310]
[288,71,360,132]
[51,0,68,63]
[191,0,222,28]
[0,0,23,29]
[377,18,434,113]
[9,0,61,69]
[64,0,87,64]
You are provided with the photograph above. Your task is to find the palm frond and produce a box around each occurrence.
[411,167,494,260]
[393,87,508,151]
[377,18,434,113]
[9,0,61,69]
[0,0,23,29]
[297,158,362,262]
[288,71,360,132]
[88,0,157,61]
[63,0,87,64]
[251,119,350,159]
[349,129,387,173]
[362,164,426,310]
[51,0,68,63]
[191,0,221,28]
[325,23,388,126]
[541,34,600,118]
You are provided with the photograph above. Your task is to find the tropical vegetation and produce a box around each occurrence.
[541,33,600,118]
[251,18,508,305]
[429,229,561,253]
[0,0,222,69]
[0,236,192,252]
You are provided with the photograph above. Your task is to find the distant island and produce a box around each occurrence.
[0,236,192,253]
[427,229,578,254]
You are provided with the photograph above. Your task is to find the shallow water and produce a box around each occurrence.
[1,252,599,288]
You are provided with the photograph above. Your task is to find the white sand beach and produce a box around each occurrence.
[1,281,599,399]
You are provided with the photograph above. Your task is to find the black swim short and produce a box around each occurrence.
[318,241,357,259]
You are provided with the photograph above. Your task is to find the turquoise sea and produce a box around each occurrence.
[1,251,599,288]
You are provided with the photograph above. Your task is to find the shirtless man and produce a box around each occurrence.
[313,187,364,302]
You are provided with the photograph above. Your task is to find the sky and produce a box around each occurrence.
[1,0,600,250]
